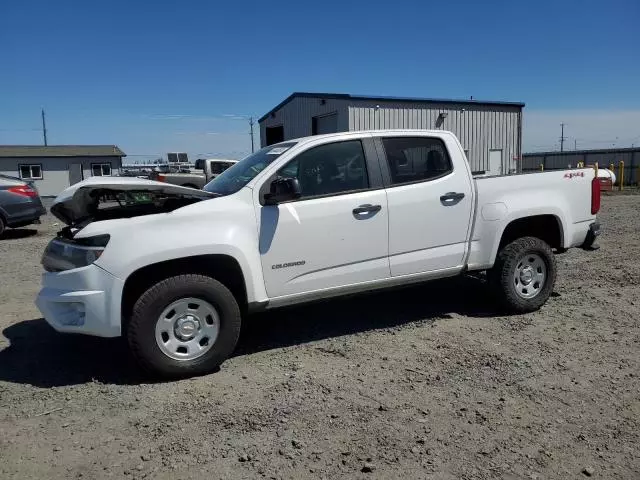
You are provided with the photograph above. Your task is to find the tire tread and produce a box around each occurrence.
[489,236,557,313]
[127,274,241,378]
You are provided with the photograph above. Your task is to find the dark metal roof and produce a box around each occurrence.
[0,145,126,158]
[259,92,525,122]
[524,147,640,157]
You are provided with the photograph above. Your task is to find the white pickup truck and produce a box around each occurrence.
[151,158,238,189]
[37,130,601,378]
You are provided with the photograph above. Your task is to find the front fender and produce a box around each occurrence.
[90,190,268,304]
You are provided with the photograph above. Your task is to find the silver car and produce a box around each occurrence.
[0,174,47,237]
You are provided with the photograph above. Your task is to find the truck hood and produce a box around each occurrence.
[50,176,215,226]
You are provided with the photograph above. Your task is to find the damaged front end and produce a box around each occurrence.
[43,177,216,272]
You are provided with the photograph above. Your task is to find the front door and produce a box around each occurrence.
[258,138,389,298]
[69,163,83,185]
[379,135,474,277]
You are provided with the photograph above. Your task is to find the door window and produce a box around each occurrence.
[277,140,368,199]
[381,137,452,185]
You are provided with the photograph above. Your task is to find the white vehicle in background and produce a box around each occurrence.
[37,130,601,379]
[151,158,238,189]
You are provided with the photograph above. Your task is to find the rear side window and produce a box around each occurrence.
[381,137,452,185]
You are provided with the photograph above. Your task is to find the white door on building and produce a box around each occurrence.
[488,149,502,176]
[312,113,338,135]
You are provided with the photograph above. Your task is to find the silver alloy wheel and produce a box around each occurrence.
[154,297,220,361]
[513,253,546,299]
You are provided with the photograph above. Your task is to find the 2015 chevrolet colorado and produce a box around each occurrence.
[36,130,601,378]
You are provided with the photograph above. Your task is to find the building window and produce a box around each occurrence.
[19,164,43,180]
[92,163,112,176]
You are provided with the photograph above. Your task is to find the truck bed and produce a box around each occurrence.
[466,168,597,270]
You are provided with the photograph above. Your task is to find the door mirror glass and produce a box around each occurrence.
[264,177,301,205]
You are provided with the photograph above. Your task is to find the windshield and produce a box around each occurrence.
[203,142,297,196]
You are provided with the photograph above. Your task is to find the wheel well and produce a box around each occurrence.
[121,255,247,326]
[499,215,563,250]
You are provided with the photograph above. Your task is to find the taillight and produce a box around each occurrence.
[8,185,38,198]
[157,174,166,182]
[591,177,601,214]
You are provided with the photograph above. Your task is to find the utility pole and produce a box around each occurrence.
[41,108,48,146]
[559,123,566,152]
[574,139,577,150]
[248,116,255,153]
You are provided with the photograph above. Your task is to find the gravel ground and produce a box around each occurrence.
[0,194,638,480]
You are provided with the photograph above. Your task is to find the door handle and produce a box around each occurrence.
[352,204,382,215]
[440,192,465,205]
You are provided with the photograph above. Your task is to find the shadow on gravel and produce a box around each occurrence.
[0,319,144,387]
[234,275,500,356]
[0,276,500,387]
[0,228,39,240]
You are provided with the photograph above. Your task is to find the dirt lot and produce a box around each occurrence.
[0,195,638,480]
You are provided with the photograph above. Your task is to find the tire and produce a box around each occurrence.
[0,216,5,237]
[488,236,557,313]
[127,274,241,379]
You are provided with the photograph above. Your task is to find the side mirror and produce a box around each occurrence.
[264,177,301,205]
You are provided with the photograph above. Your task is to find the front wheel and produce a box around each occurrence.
[488,236,557,313]
[127,274,241,379]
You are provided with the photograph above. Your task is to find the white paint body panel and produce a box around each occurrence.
[384,133,475,276]
[36,130,598,338]
[467,169,597,270]
[257,190,389,297]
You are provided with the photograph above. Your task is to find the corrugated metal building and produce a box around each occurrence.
[522,147,639,184]
[259,92,524,175]
[0,145,126,196]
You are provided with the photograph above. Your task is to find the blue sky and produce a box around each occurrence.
[2,0,639,160]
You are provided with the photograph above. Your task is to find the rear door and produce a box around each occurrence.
[257,137,390,298]
[377,135,474,276]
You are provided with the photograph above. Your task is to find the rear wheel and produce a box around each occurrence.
[127,274,241,379]
[0,216,5,237]
[489,236,557,313]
